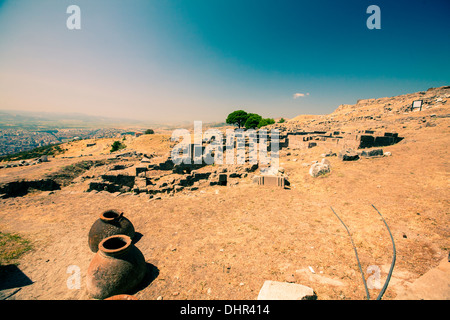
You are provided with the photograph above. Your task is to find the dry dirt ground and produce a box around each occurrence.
[0,95,449,300]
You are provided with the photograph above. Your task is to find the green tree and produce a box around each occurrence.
[226,110,248,128]
[278,118,286,123]
[258,118,275,128]
[110,141,126,152]
[144,129,154,134]
[244,113,263,129]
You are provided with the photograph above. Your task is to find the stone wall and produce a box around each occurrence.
[0,179,61,198]
[285,130,403,150]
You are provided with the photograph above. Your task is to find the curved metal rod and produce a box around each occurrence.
[330,206,371,300]
[371,204,396,300]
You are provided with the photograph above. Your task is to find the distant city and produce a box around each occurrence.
[0,109,155,156]
[0,128,127,156]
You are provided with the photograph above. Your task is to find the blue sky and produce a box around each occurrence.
[0,0,449,123]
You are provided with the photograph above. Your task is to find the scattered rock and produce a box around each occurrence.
[360,149,384,158]
[257,281,316,300]
[394,258,450,300]
[338,150,360,161]
[295,268,346,287]
[301,162,310,167]
[285,274,296,283]
[321,150,337,157]
[309,160,331,177]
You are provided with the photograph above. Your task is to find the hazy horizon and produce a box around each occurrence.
[1,0,449,123]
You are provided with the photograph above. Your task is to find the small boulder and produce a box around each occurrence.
[321,150,337,157]
[309,162,330,177]
[338,150,359,161]
[257,281,316,300]
[360,149,384,158]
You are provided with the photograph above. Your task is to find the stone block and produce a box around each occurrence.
[360,149,384,158]
[359,135,375,148]
[177,178,190,187]
[174,185,184,192]
[218,173,227,186]
[134,177,147,189]
[228,172,242,178]
[111,164,126,170]
[193,172,211,181]
[338,151,360,161]
[135,165,147,175]
[88,181,121,193]
[374,136,394,147]
[257,281,316,300]
[257,175,285,188]
[101,174,135,188]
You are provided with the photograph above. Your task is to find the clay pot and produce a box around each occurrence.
[86,235,147,300]
[88,209,135,252]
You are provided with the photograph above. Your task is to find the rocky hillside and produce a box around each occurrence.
[277,85,450,133]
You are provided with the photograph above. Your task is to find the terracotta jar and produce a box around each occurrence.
[88,209,135,252]
[86,234,147,300]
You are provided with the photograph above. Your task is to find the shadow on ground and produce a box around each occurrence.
[0,264,33,299]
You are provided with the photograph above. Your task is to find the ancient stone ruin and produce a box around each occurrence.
[0,179,60,199]
[86,128,402,195]
[88,146,261,197]
[282,130,403,150]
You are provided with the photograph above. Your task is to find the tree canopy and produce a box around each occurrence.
[110,141,126,152]
[244,113,263,129]
[258,118,275,128]
[226,110,248,128]
[226,109,278,129]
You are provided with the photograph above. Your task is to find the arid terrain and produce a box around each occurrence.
[0,86,449,300]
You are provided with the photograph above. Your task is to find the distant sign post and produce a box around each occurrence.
[411,100,423,111]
